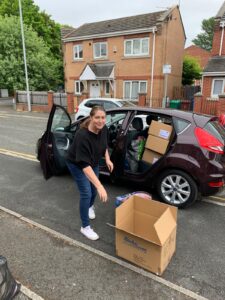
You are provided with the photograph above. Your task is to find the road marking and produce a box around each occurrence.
[0,148,37,162]
[203,199,225,207]
[209,195,225,202]
[203,195,225,206]
[20,284,45,300]
[0,205,208,300]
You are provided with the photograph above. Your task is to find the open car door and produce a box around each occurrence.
[108,111,134,177]
[40,104,72,179]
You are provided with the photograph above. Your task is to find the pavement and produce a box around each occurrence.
[0,206,200,300]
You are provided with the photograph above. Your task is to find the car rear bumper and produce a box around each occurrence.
[199,172,225,196]
[201,185,224,197]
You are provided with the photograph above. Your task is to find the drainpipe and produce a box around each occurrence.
[108,79,114,97]
[150,26,157,107]
[219,21,225,56]
[113,79,116,98]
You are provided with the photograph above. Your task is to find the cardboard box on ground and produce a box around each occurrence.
[142,121,173,163]
[115,195,177,276]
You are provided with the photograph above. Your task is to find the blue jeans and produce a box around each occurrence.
[66,161,99,227]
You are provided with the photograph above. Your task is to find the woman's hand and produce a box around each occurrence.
[106,159,114,173]
[83,166,108,202]
[97,184,108,202]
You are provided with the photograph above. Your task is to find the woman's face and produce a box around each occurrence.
[90,110,106,131]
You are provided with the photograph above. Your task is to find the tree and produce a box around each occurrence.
[0,0,62,58]
[0,15,61,92]
[192,17,215,51]
[182,56,202,85]
[0,0,64,89]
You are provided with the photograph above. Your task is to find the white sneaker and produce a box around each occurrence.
[80,226,99,240]
[89,205,96,220]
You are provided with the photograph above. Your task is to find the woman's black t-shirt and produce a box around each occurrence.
[67,126,108,169]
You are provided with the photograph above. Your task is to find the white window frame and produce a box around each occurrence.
[73,44,83,60]
[211,78,224,98]
[93,42,107,59]
[75,81,83,95]
[124,38,149,57]
[123,81,147,100]
[105,81,110,95]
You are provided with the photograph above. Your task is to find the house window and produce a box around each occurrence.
[75,81,84,95]
[73,44,83,60]
[105,81,110,94]
[124,38,149,56]
[124,81,147,100]
[211,79,224,98]
[94,42,107,59]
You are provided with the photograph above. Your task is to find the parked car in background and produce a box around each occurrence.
[37,105,225,208]
[74,98,136,121]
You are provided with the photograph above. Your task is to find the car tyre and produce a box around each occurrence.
[157,169,198,208]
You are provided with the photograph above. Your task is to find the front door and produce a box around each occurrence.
[90,81,100,97]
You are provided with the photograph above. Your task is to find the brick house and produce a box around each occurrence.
[195,1,225,115]
[62,5,185,108]
[184,45,211,70]
[184,45,211,86]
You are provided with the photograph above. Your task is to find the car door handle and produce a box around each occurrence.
[61,137,70,150]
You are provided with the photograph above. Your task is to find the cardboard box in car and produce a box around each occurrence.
[142,149,162,164]
[148,120,172,140]
[145,135,169,154]
[115,195,177,276]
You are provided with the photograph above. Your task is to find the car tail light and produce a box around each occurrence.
[208,180,224,187]
[75,106,79,113]
[194,127,224,154]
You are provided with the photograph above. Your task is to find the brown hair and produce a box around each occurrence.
[80,105,106,128]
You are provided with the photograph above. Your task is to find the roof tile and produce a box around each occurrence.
[204,56,225,73]
[65,10,167,39]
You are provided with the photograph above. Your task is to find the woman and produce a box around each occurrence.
[66,106,113,240]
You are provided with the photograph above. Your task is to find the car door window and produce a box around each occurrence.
[85,100,102,108]
[106,112,127,148]
[173,118,191,134]
[51,106,71,132]
[104,102,118,110]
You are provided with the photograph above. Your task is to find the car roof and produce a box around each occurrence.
[84,98,123,102]
[105,106,214,122]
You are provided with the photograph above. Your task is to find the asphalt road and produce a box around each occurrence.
[0,103,225,299]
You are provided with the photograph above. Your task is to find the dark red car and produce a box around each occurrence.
[37,104,225,208]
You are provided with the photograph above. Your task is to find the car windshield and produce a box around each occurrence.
[204,120,225,144]
[118,100,136,107]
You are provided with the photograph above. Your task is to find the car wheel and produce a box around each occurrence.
[157,169,198,208]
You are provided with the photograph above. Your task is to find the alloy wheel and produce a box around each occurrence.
[161,174,191,205]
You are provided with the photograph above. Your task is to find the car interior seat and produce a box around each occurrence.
[127,117,144,148]
[132,117,143,132]
[125,117,144,172]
